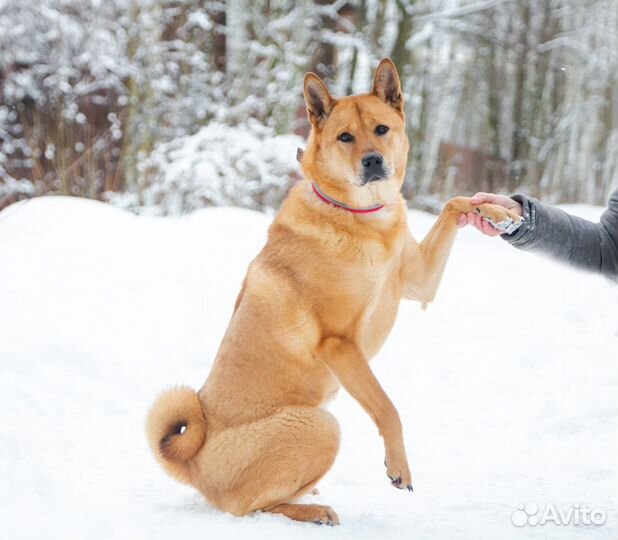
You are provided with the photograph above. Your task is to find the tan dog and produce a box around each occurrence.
[146,59,521,526]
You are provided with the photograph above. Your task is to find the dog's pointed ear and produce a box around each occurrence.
[372,58,404,114]
[304,73,335,128]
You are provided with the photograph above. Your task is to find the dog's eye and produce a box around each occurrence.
[375,125,389,136]
[338,132,354,143]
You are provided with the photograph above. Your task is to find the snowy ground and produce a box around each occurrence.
[0,196,615,540]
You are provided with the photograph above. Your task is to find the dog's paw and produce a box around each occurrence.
[310,505,340,526]
[384,457,413,492]
[475,203,523,234]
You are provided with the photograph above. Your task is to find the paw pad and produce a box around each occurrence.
[485,215,524,235]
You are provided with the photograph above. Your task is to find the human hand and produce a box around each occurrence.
[457,192,523,236]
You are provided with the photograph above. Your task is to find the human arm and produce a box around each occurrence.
[459,190,618,280]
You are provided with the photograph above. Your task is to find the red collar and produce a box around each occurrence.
[311,183,385,214]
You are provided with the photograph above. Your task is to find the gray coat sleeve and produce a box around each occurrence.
[501,189,618,280]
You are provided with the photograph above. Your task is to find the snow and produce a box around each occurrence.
[109,122,303,216]
[0,196,615,539]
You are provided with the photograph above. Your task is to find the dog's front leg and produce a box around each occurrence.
[400,204,462,304]
[401,197,522,304]
[318,336,413,491]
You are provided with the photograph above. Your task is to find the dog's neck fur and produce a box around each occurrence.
[274,180,408,264]
[311,182,385,214]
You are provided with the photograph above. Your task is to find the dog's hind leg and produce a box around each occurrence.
[195,406,341,524]
[266,502,339,526]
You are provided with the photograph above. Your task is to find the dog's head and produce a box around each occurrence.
[300,59,409,207]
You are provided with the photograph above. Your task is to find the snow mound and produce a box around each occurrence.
[0,196,616,539]
[109,122,303,216]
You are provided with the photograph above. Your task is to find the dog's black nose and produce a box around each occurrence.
[361,152,386,183]
[362,153,383,169]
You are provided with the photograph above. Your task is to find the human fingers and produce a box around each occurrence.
[470,192,496,204]
[480,218,502,237]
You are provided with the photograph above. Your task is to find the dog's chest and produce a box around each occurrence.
[359,261,402,359]
[326,234,404,358]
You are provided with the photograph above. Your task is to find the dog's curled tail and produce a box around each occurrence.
[146,386,207,484]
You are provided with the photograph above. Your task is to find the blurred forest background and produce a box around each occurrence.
[1,0,617,215]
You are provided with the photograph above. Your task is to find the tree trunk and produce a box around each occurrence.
[510,2,531,190]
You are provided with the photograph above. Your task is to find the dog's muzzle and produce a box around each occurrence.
[361,152,387,184]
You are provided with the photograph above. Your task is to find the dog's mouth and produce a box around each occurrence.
[360,165,393,186]
[349,163,394,188]
[350,173,391,187]
[363,173,387,184]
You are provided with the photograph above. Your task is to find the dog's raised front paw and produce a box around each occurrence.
[475,203,523,234]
